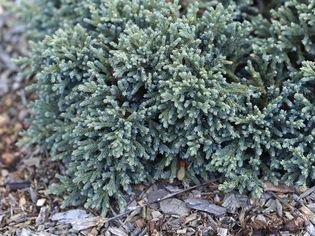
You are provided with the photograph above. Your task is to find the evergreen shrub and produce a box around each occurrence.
[21,0,315,214]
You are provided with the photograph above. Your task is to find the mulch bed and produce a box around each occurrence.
[1,4,315,236]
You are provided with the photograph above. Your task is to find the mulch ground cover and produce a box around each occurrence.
[1,4,315,236]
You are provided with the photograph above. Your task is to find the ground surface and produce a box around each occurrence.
[1,4,315,236]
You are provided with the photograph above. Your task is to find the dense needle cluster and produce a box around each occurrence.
[20,0,315,214]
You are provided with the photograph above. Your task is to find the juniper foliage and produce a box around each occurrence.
[21,0,315,214]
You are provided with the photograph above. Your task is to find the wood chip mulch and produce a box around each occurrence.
[1,4,315,236]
